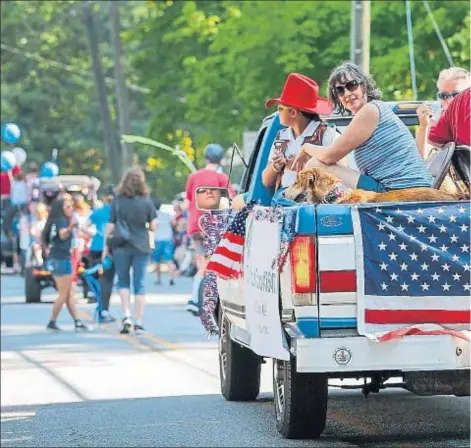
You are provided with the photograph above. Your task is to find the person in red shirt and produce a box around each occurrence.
[428,87,470,148]
[184,143,235,315]
[0,165,21,198]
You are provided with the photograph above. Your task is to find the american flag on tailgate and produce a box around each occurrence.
[352,202,471,342]
[206,204,251,280]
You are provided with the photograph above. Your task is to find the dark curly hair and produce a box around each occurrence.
[116,167,150,197]
[327,61,382,115]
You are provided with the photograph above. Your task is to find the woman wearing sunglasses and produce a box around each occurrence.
[42,198,88,331]
[416,67,470,159]
[296,61,433,193]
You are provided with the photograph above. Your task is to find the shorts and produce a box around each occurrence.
[357,174,387,192]
[47,258,72,277]
[154,240,175,263]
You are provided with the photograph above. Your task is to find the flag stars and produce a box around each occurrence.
[428,235,437,243]
[420,243,428,252]
[389,252,398,261]
[417,225,426,233]
[397,225,405,232]
[449,234,459,243]
[458,206,466,214]
[381,282,388,291]
[388,232,396,241]
[400,282,409,291]
[439,224,447,233]
[463,263,470,272]
[461,244,469,253]
[427,215,437,223]
[460,223,469,232]
[441,282,451,291]
[380,262,388,271]
[421,282,430,291]
[390,273,399,281]
[452,273,462,282]
[400,262,408,271]
[410,273,420,281]
[431,253,440,262]
[417,208,424,214]
[464,283,471,291]
[420,262,429,271]
[452,254,460,262]
[375,207,382,214]
[406,215,415,224]
[399,242,408,251]
[396,208,404,214]
[431,272,440,281]
[377,222,386,231]
[437,207,445,214]
[409,252,418,261]
[378,242,387,251]
[449,215,457,223]
[441,263,450,271]
[385,215,394,224]
[439,244,449,252]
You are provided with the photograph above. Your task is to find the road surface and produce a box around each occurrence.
[1,270,469,447]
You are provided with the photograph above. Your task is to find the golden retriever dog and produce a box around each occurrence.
[284,167,460,204]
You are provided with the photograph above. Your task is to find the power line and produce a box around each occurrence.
[422,0,455,67]
[0,42,150,94]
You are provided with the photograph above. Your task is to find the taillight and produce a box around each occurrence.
[290,235,316,294]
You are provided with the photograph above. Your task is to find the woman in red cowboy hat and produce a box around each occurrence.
[260,73,341,205]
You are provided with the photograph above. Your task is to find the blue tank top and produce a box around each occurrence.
[354,101,433,190]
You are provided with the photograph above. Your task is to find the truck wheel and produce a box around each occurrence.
[273,358,328,439]
[219,309,261,401]
[25,268,41,303]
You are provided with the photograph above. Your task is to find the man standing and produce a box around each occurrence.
[87,185,116,323]
[184,144,235,314]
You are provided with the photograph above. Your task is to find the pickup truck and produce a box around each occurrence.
[207,102,470,440]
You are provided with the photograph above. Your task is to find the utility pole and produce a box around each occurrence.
[109,1,133,168]
[350,0,371,74]
[82,0,121,184]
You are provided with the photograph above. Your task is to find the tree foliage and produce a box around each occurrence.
[1,0,469,200]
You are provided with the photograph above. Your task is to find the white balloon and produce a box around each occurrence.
[12,147,27,166]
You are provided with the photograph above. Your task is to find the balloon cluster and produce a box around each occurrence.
[1,122,59,177]
[1,123,28,172]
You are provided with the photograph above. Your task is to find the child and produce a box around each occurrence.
[30,202,48,266]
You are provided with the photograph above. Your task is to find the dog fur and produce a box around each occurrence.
[284,167,461,204]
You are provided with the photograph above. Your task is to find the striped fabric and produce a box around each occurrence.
[354,101,433,190]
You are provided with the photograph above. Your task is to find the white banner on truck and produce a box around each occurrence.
[244,213,290,361]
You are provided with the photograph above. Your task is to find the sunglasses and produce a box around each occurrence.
[197,188,217,194]
[334,80,360,97]
[277,105,292,113]
[437,91,460,101]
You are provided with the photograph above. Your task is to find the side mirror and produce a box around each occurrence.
[195,187,230,211]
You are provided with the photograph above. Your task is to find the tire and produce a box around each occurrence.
[273,357,328,439]
[219,308,261,401]
[25,267,41,303]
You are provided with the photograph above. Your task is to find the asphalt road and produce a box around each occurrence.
[1,269,469,447]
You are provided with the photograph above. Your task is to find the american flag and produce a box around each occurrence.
[206,204,251,280]
[352,201,470,342]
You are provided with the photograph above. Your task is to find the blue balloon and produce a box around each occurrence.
[40,161,59,178]
[1,150,17,172]
[1,123,21,145]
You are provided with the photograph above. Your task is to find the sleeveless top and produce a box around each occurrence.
[354,101,433,190]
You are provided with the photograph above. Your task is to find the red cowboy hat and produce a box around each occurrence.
[265,73,333,115]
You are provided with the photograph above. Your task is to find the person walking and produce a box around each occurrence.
[86,185,116,323]
[153,198,177,286]
[102,168,156,334]
[42,198,88,331]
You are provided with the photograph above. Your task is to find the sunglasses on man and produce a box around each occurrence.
[334,80,360,97]
[436,91,460,101]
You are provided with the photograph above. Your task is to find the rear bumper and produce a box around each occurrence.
[294,334,470,373]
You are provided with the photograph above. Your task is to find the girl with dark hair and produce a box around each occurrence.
[295,61,433,192]
[42,198,88,331]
